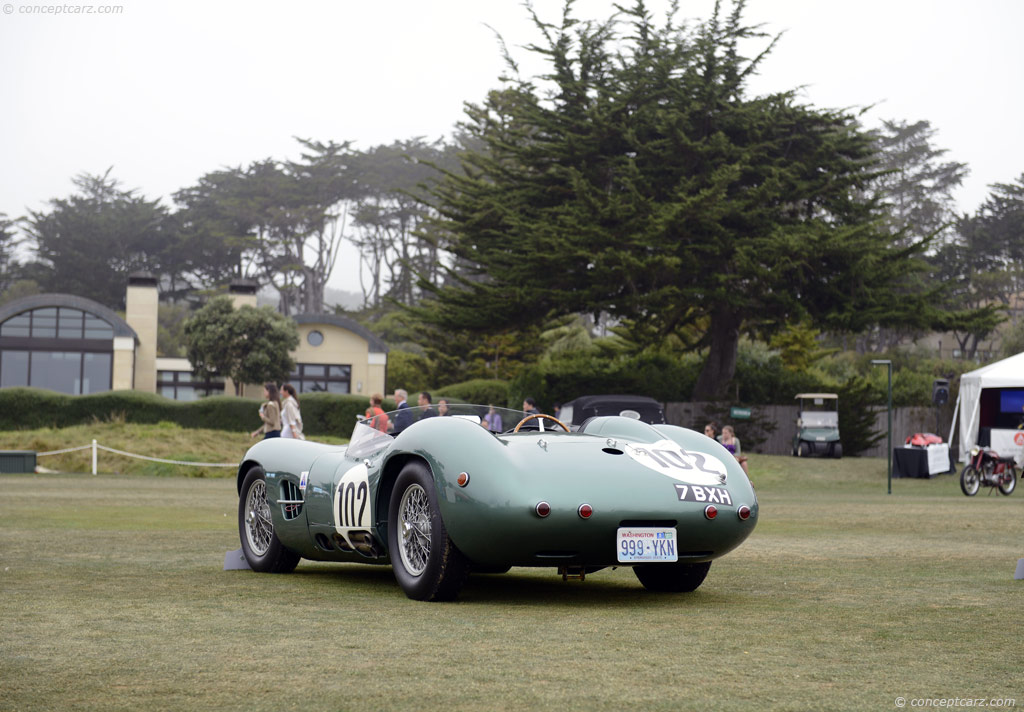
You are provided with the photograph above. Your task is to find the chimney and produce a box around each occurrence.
[229,278,259,310]
[226,278,263,398]
[125,272,159,393]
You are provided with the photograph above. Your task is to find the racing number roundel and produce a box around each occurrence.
[334,464,371,541]
[623,439,728,486]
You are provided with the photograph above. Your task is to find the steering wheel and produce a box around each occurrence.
[513,413,570,433]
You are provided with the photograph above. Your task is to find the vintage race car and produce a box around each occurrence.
[237,404,758,601]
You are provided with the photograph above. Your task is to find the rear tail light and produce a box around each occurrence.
[737,505,751,521]
[535,501,551,518]
[704,505,718,520]
[578,503,593,519]
[456,472,470,487]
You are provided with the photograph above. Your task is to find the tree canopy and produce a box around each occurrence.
[416,0,967,399]
[183,296,298,395]
[26,170,172,309]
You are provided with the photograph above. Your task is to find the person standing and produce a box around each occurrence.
[523,397,540,416]
[720,424,750,475]
[703,422,718,441]
[392,388,413,434]
[281,383,304,440]
[484,405,503,432]
[250,383,282,440]
[418,391,438,419]
[364,393,389,433]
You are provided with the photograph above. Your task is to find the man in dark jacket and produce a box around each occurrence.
[392,388,413,434]
[418,391,438,419]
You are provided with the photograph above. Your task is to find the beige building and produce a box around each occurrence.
[0,274,387,399]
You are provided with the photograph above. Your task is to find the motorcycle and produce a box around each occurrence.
[960,446,1018,496]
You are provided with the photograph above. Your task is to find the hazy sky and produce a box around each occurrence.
[2,0,1022,294]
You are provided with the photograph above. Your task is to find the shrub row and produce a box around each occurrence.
[0,387,373,439]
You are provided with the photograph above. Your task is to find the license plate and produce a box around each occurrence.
[673,484,732,505]
[617,527,678,563]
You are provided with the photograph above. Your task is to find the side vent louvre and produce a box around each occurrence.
[279,480,304,520]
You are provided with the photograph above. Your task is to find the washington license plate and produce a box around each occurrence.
[617,527,678,563]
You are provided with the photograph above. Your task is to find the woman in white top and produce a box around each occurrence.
[280,383,304,440]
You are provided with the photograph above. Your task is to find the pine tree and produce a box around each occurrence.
[419,0,974,400]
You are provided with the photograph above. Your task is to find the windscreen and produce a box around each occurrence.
[349,403,563,449]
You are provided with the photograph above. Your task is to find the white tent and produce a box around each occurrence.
[950,351,1024,461]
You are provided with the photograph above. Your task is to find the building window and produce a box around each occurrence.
[157,370,225,401]
[307,330,324,346]
[0,307,117,395]
[0,349,111,394]
[290,363,351,394]
[0,307,113,340]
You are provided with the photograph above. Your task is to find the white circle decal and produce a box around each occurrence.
[623,439,728,486]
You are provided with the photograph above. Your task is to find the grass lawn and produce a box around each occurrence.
[0,421,347,477]
[0,452,1021,711]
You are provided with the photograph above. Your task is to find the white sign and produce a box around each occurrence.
[988,429,1024,462]
[925,444,951,475]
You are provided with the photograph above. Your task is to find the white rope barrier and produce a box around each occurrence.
[36,445,94,457]
[36,439,238,474]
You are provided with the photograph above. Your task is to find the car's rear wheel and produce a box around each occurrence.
[634,560,711,592]
[960,465,981,496]
[238,466,300,573]
[797,441,811,457]
[831,442,843,459]
[388,461,469,601]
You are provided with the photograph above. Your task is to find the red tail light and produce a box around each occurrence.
[704,505,718,520]
[535,501,550,518]
[737,505,751,521]
[578,503,593,519]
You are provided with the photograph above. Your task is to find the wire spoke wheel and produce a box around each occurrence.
[244,479,273,556]
[398,483,432,576]
[387,462,470,601]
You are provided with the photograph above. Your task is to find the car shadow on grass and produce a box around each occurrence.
[287,562,726,608]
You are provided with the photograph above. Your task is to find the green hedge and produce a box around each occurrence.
[0,387,374,439]
[434,379,511,407]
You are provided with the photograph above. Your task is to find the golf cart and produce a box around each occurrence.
[792,393,842,458]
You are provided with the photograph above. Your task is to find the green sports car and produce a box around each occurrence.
[237,404,758,601]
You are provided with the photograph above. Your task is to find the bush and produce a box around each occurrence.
[385,350,432,394]
[435,379,510,407]
[509,353,703,412]
[298,392,382,439]
[0,387,372,439]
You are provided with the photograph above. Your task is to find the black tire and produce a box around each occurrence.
[797,441,811,458]
[388,461,469,601]
[998,469,1016,496]
[960,465,981,496]
[238,466,300,573]
[832,442,843,459]
[634,560,711,593]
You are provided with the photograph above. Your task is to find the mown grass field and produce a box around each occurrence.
[0,420,346,478]
[0,449,1021,712]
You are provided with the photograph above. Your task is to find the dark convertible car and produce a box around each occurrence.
[558,395,666,429]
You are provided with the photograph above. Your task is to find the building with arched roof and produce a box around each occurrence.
[0,276,388,400]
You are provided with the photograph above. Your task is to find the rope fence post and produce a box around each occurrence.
[35,442,239,472]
